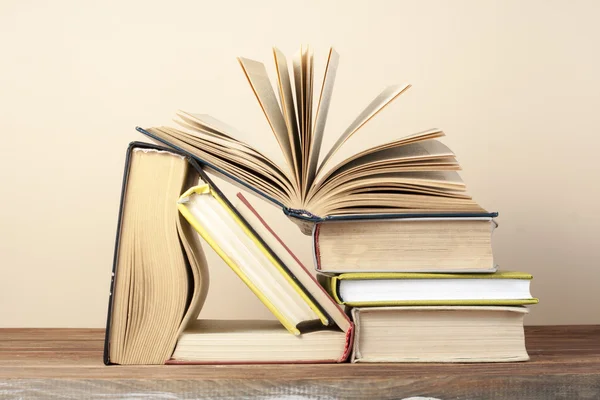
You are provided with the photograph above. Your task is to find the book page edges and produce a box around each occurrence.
[353,355,530,363]
[174,216,209,338]
[350,306,529,363]
[166,322,354,364]
[312,217,498,271]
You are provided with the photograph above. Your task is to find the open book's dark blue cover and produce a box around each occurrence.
[136,126,498,222]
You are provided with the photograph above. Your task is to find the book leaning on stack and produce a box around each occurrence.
[107,45,537,364]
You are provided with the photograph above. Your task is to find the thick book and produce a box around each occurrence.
[105,142,352,365]
[351,306,530,363]
[313,217,497,273]
[136,45,496,233]
[104,142,208,365]
[318,271,539,307]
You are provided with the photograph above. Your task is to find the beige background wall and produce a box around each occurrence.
[1,0,599,327]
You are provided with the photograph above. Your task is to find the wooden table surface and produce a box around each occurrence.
[1,325,599,399]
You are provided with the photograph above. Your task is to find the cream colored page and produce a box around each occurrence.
[292,49,304,148]
[177,112,291,176]
[121,150,190,364]
[316,158,460,192]
[330,170,466,190]
[304,47,314,165]
[318,83,412,173]
[320,128,444,178]
[147,127,291,204]
[177,112,238,139]
[175,214,210,337]
[273,47,302,182]
[166,124,291,185]
[313,171,467,204]
[315,197,483,217]
[312,139,455,194]
[172,120,268,156]
[173,320,346,362]
[238,57,297,184]
[158,127,295,199]
[338,140,454,169]
[306,48,339,192]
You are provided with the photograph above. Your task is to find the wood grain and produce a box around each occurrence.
[0,326,599,399]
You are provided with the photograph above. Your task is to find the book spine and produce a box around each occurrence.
[103,142,137,365]
[329,276,344,304]
[312,224,321,270]
[284,207,321,220]
[338,323,354,362]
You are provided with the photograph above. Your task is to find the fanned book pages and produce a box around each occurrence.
[137,45,495,233]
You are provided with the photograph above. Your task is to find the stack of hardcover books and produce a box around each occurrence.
[105,46,537,365]
[314,217,538,362]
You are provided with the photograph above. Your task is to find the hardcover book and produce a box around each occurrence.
[318,271,538,307]
[313,217,498,273]
[350,306,530,363]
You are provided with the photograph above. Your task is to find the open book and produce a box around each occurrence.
[138,45,494,230]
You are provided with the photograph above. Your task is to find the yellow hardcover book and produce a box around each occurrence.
[178,183,329,335]
[318,271,539,307]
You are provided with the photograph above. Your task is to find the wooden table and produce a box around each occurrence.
[1,326,599,399]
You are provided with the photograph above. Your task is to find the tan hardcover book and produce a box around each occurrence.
[351,306,529,363]
[314,217,497,273]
